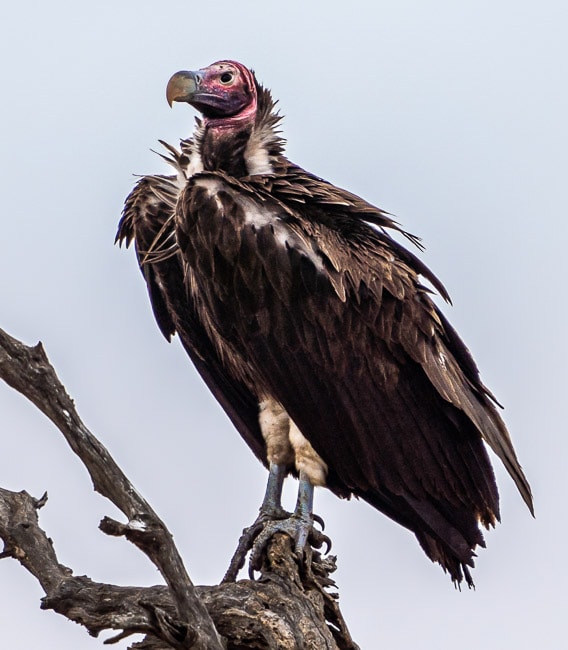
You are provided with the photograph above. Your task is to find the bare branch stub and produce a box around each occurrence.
[0,487,156,639]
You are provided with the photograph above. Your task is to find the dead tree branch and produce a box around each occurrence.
[0,327,358,649]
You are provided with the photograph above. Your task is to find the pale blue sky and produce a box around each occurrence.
[1,2,565,648]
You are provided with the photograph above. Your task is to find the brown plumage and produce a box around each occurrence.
[117,60,533,586]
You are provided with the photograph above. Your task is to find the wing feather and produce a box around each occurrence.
[117,163,266,466]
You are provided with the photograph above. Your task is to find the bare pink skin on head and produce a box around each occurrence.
[195,60,258,130]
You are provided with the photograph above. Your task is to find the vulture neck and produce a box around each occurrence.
[197,86,283,178]
[200,121,254,177]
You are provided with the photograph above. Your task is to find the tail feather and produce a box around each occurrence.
[361,488,495,587]
[416,531,476,588]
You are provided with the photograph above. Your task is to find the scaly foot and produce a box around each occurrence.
[223,469,331,582]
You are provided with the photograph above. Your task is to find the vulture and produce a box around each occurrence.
[117,60,533,587]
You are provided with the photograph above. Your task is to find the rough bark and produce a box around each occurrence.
[0,327,359,650]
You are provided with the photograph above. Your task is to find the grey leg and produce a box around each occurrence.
[291,471,314,551]
[258,462,289,519]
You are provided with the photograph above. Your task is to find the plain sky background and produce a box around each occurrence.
[1,1,565,648]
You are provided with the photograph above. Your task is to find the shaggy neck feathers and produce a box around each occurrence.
[195,83,284,178]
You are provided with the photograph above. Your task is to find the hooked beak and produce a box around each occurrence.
[166,70,200,107]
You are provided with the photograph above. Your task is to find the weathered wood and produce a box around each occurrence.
[0,328,358,649]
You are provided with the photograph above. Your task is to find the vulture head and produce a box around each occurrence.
[166,60,258,125]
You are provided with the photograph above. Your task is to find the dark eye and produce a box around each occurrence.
[220,71,234,84]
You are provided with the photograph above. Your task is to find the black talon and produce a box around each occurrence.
[313,513,325,530]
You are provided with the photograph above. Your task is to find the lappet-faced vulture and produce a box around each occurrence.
[117,60,533,586]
